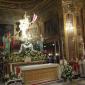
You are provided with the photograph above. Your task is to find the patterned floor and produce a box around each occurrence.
[41,78,85,85]
[0,78,85,85]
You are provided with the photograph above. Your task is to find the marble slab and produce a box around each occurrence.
[20,63,58,71]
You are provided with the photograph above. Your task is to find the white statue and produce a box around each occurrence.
[19,41,34,53]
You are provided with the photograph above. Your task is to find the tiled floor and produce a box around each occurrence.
[1,78,85,85]
[41,78,85,85]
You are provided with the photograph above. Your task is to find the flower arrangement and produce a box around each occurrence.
[62,64,73,81]
[10,49,46,62]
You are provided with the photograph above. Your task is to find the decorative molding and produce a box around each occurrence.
[0,0,43,10]
[62,0,74,14]
[62,0,84,14]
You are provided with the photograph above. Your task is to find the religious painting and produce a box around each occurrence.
[0,24,14,50]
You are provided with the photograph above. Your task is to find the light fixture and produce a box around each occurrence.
[52,43,55,46]
[44,45,46,48]
[48,53,52,56]
[66,20,73,32]
[65,14,74,33]
[55,53,59,56]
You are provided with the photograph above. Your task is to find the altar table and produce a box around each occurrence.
[20,63,59,85]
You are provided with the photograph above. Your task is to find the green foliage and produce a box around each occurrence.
[62,64,73,81]
[9,72,18,80]
[10,49,46,62]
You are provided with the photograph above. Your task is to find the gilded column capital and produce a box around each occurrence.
[62,0,74,14]
[62,0,83,15]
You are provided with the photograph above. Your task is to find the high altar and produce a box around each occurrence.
[3,13,59,85]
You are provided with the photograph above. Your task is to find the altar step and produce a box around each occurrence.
[31,78,85,85]
[31,79,63,85]
[40,78,85,85]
